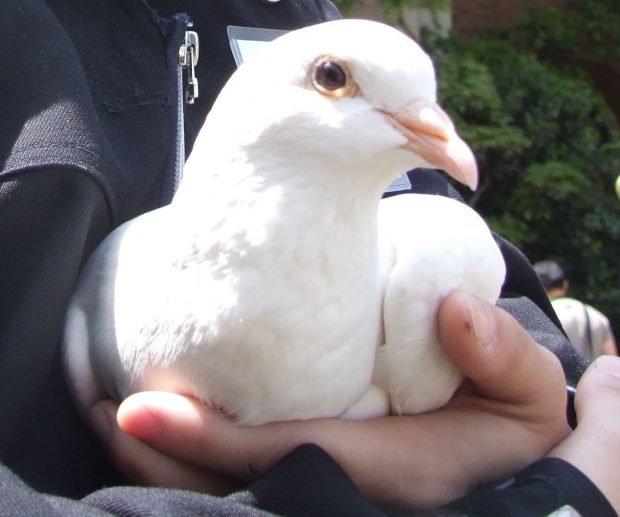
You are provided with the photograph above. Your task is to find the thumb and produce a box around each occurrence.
[116,391,292,480]
[437,291,567,408]
[89,398,238,493]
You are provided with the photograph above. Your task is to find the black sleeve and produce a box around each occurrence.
[444,458,616,517]
[0,445,386,517]
[0,167,122,496]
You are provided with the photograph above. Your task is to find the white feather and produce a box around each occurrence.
[64,19,505,424]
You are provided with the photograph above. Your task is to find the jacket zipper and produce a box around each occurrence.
[168,23,199,199]
[158,14,199,205]
[179,26,200,104]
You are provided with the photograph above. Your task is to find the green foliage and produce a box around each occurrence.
[331,0,359,12]
[422,16,620,329]
[514,0,620,59]
[333,0,451,9]
[333,0,620,330]
[332,0,451,21]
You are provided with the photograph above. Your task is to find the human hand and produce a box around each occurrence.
[548,354,620,513]
[89,291,570,511]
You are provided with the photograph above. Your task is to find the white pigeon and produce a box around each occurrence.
[64,19,505,425]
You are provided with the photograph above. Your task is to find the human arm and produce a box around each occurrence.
[90,291,571,511]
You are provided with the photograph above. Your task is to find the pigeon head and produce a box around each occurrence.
[185,19,477,197]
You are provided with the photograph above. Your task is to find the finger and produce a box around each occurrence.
[116,391,295,480]
[429,292,572,498]
[438,291,567,409]
[574,355,620,426]
[90,399,239,493]
[549,355,620,513]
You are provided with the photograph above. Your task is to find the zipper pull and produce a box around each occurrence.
[179,28,199,104]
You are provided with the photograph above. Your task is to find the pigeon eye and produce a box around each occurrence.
[311,57,357,98]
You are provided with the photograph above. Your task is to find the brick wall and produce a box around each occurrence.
[342,1,569,38]
[453,0,568,36]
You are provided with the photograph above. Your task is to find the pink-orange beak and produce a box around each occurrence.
[385,100,478,190]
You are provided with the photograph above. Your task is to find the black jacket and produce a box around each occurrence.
[0,0,340,497]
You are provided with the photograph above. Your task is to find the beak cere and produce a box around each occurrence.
[387,100,479,190]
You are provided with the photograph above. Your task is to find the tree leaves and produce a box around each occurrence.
[424,15,620,329]
[333,0,620,329]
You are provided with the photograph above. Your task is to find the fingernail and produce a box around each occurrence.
[466,294,496,348]
[88,406,111,443]
[116,398,161,444]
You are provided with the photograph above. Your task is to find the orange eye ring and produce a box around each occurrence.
[310,56,358,98]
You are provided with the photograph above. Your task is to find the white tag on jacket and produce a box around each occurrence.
[228,26,288,66]
[384,174,412,193]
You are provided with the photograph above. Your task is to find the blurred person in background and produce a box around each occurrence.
[534,260,618,359]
